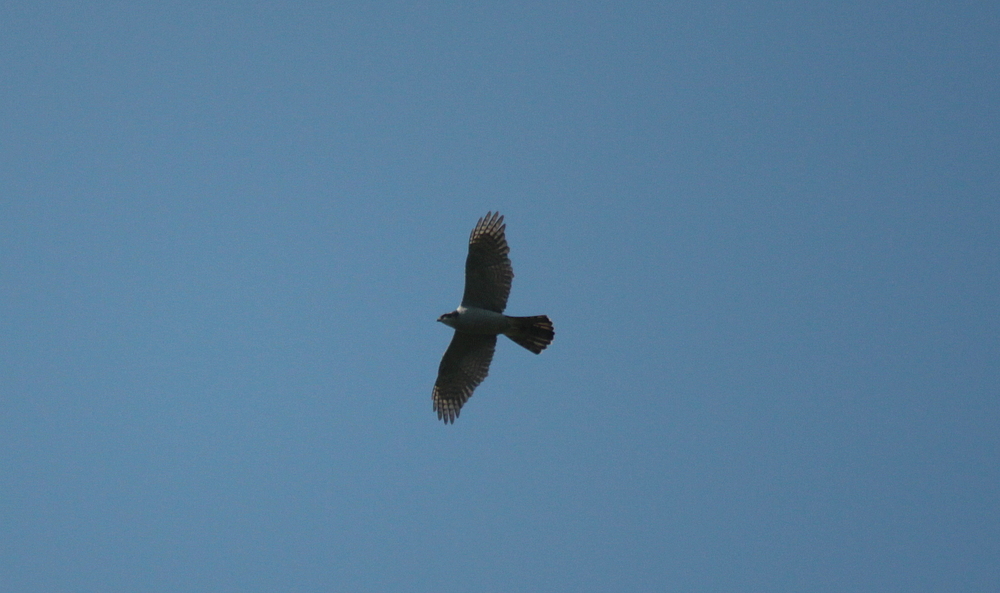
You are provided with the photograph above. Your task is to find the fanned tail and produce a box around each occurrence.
[504,315,554,354]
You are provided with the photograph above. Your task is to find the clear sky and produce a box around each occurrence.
[2,2,997,591]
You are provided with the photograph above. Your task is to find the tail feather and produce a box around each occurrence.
[504,315,554,354]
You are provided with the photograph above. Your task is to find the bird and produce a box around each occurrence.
[433,212,554,423]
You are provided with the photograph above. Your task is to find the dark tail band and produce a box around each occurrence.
[504,315,554,354]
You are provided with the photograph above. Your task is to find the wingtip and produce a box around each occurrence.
[482,211,503,224]
[471,211,507,243]
[436,407,459,424]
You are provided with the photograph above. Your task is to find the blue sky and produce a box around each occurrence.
[2,2,997,591]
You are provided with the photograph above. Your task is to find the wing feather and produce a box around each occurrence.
[461,211,514,313]
[432,332,497,424]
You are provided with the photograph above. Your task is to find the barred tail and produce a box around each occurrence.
[504,315,554,354]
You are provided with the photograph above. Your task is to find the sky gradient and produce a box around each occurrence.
[2,2,998,591]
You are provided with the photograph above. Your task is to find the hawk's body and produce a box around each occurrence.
[433,212,554,423]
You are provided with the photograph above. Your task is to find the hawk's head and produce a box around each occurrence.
[437,311,459,327]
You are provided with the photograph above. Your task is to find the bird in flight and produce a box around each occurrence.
[433,212,554,423]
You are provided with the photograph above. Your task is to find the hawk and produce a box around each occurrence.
[433,212,554,423]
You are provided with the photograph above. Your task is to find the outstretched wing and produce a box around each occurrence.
[461,211,513,313]
[432,332,497,423]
